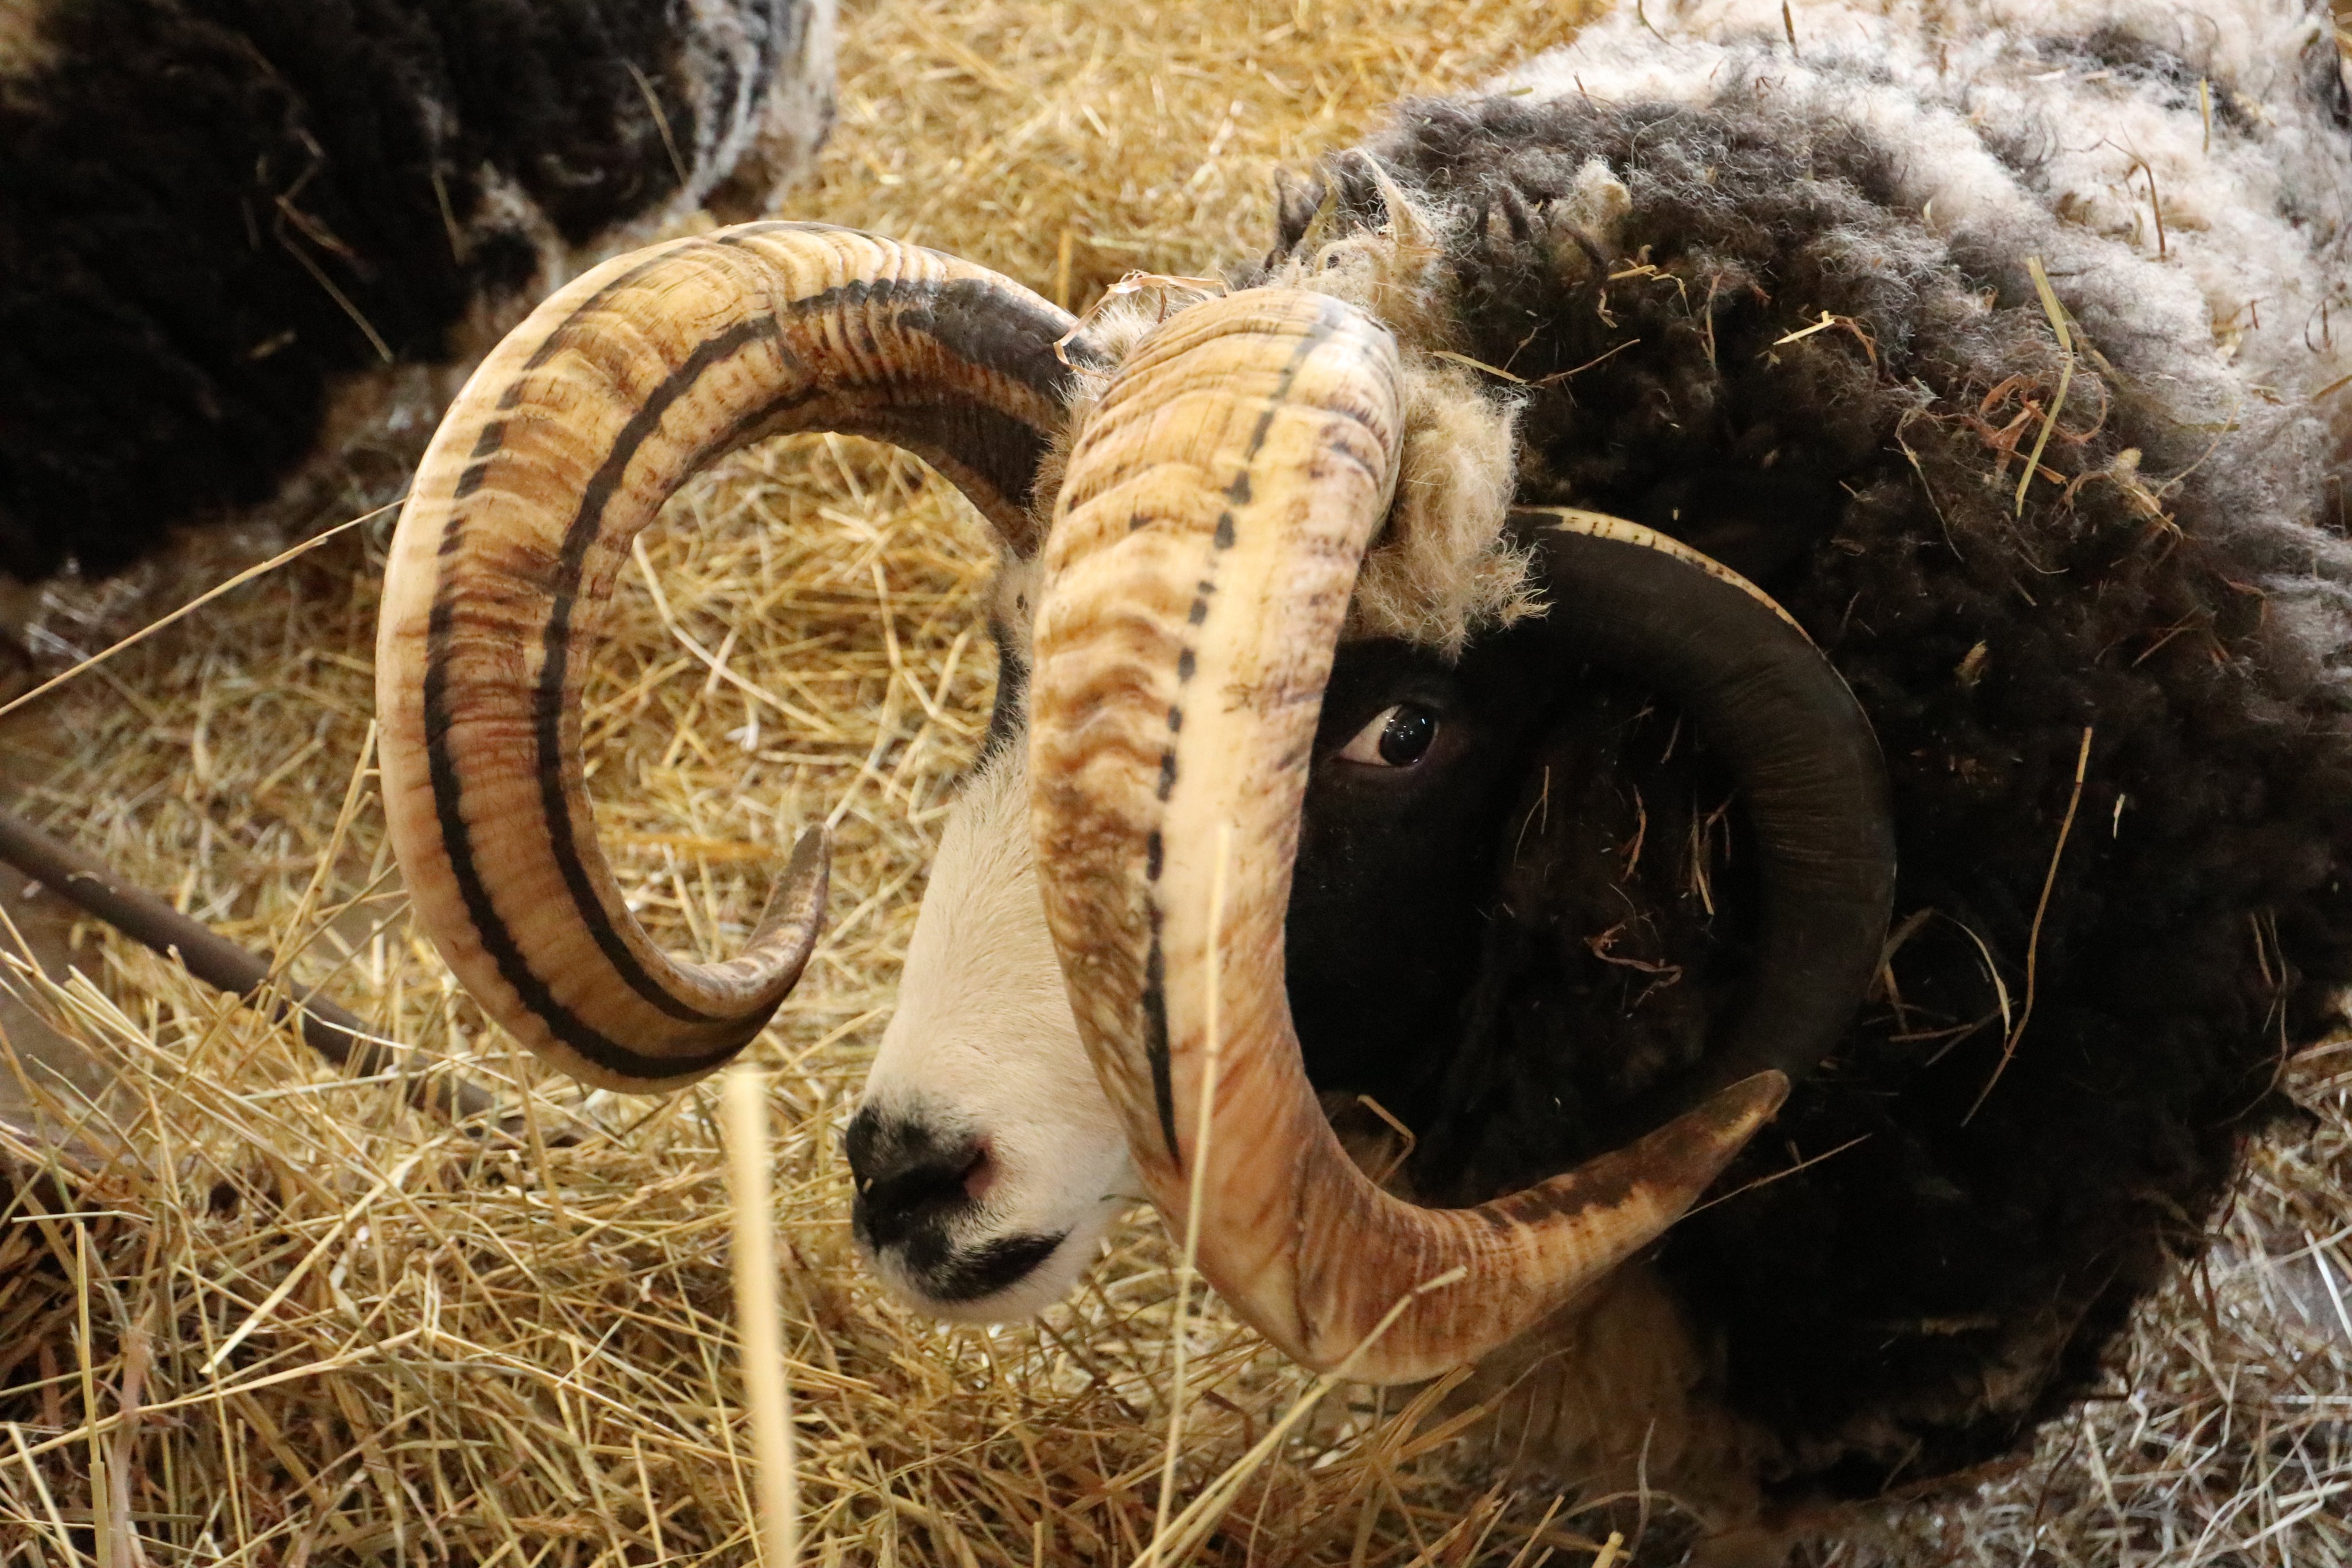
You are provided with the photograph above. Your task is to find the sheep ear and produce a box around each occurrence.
[1508,506,1897,1101]
[378,223,1106,1094]
[1030,287,1794,1387]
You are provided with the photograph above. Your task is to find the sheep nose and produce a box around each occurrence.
[844,1105,984,1249]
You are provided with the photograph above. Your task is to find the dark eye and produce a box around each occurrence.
[1337,703,1438,768]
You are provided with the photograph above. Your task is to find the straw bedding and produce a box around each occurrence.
[2,1,2349,1562]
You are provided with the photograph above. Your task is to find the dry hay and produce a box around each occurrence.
[1,1,2349,1563]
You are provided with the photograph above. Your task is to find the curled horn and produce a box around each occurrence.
[1510,508,1898,1102]
[1028,289,1892,1385]
[379,222,1102,1092]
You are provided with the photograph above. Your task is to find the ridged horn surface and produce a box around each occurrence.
[1514,508,1897,1100]
[380,222,1101,1091]
[1028,288,1785,1385]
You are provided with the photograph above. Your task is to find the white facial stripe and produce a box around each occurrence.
[853,740,1136,1322]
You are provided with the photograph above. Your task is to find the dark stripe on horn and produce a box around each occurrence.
[705,387,1066,525]
[424,316,793,1075]
[916,275,1116,389]
[532,315,788,1025]
[1144,907,1178,1161]
[425,258,1096,1077]
[423,606,771,1081]
[1135,296,1348,1167]
[707,228,1110,397]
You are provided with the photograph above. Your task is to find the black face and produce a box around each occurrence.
[1283,624,1757,1202]
[1285,630,1555,1110]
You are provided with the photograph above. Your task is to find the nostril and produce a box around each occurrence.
[960,1144,996,1202]
[844,1106,989,1249]
[861,1145,985,1247]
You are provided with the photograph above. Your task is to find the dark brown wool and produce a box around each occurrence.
[0,0,822,579]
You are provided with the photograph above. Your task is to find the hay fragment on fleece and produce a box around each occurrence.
[0,0,2346,1563]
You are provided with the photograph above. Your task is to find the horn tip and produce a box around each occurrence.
[786,824,830,886]
[1729,1067,1792,1116]
[752,825,830,954]
[1708,1070,1792,1144]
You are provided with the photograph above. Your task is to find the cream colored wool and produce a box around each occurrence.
[1501,0,2352,510]
[1036,218,1542,660]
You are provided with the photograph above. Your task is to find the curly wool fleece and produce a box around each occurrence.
[1021,261,1536,659]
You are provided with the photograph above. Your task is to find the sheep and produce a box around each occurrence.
[363,0,2352,1546]
[0,0,835,585]
[865,0,2352,1486]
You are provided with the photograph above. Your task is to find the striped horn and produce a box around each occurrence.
[379,222,1102,1091]
[1028,289,1788,1385]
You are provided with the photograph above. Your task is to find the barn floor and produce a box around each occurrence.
[2,1,2350,1563]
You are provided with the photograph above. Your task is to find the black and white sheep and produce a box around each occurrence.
[366,0,2352,1544]
[0,0,834,583]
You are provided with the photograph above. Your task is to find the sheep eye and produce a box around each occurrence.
[1338,703,1439,768]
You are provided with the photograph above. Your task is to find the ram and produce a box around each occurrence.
[0,0,833,586]
[365,0,2349,1550]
